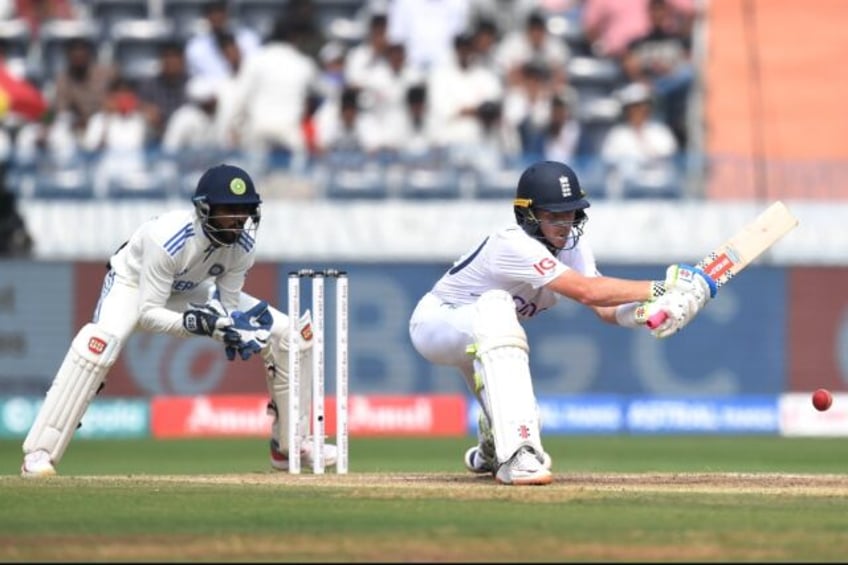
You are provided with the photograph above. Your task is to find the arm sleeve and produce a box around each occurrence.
[136,236,189,336]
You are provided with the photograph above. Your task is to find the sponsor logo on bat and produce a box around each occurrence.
[703,253,736,281]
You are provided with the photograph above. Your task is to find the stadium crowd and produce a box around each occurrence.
[0,0,699,204]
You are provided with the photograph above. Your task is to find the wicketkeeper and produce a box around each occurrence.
[21,163,336,477]
[409,160,716,485]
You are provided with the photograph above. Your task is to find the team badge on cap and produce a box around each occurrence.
[230,178,246,195]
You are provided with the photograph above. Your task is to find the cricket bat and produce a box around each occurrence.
[647,200,800,329]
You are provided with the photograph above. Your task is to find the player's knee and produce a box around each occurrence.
[71,323,122,368]
[472,290,527,353]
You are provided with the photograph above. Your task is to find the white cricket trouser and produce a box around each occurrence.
[408,292,477,391]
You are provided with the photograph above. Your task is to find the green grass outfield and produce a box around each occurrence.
[2,436,848,562]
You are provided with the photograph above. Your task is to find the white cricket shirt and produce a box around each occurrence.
[108,209,256,333]
[429,224,599,319]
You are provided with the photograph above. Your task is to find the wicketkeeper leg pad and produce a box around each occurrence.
[263,310,313,452]
[23,323,120,463]
[468,290,543,465]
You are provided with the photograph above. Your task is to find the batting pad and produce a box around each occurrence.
[263,311,313,452]
[470,290,543,464]
[23,323,120,462]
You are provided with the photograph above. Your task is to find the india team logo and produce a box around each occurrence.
[230,178,247,195]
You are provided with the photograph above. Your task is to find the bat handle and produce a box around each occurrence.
[646,310,669,330]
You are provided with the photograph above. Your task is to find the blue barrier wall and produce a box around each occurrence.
[284,262,788,396]
[0,260,788,396]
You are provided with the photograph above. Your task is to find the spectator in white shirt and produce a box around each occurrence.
[426,32,503,165]
[600,82,679,198]
[469,100,522,172]
[395,84,440,160]
[185,0,261,86]
[161,77,219,156]
[388,0,472,73]
[212,31,243,150]
[345,11,389,90]
[82,77,148,196]
[543,85,581,163]
[315,41,348,105]
[358,42,424,152]
[502,61,555,161]
[228,17,319,163]
[470,16,500,75]
[494,10,570,87]
[314,87,382,156]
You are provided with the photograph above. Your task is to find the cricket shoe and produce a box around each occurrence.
[270,438,338,471]
[494,446,553,486]
[21,450,56,478]
[464,444,552,475]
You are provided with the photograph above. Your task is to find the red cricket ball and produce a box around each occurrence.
[812,388,833,412]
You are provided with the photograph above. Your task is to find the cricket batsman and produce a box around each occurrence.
[21,163,337,477]
[408,160,716,485]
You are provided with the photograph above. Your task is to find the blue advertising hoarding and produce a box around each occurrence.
[0,261,787,398]
[285,263,788,396]
[0,263,73,394]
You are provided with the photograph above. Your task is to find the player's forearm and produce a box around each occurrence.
[138,305,190,337]
[593,305,621,325]
[550,273,652,307]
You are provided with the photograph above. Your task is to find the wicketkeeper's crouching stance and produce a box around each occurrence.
[21,163,336,477]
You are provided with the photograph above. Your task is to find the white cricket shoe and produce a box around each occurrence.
[21,450,56,478]
[270,438,338,471]
[464,444,552,475]
[494,447,553,486]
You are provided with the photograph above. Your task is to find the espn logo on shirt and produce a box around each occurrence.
[88,337,107,355]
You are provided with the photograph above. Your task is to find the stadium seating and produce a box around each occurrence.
[33,167,95,200]
[163,0,210,39]
[568,56,624,103]
[474,166,524,200]
[398,166,462,200]
[0,18,30,61]
[231,0,284,39]
[89,0,151,40]
[108,19,176,81]
[0,1,704,203]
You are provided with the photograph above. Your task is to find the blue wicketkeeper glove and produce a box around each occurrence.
[183,299,242,347]
[225,301,273,361]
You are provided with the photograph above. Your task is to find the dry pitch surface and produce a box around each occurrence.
[60,471,848,496]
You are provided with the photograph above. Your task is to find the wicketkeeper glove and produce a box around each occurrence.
[224,301,273,361]
[182,300,241,347]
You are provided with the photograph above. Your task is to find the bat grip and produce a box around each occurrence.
[646,310,669,330]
